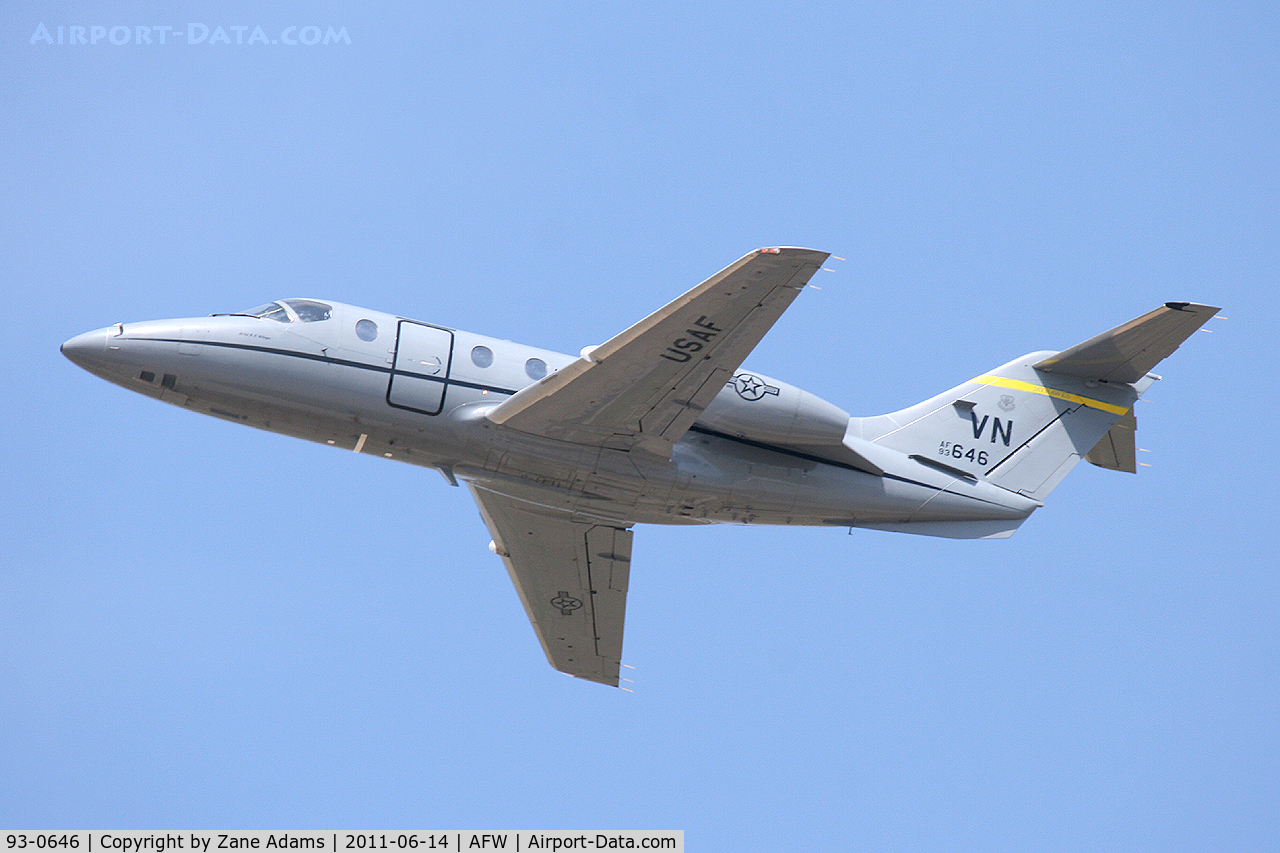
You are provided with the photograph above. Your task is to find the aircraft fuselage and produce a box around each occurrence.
[61,298,1034,532]
[60,247,1217,686]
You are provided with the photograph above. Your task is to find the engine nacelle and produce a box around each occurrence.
[695,370,850,447]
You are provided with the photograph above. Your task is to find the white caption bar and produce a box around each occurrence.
[1,833,683,853]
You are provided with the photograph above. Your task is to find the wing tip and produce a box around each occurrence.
[1164,301,1222,313]
[755,246,829,260]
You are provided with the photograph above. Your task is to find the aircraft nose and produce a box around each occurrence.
[60,327,111,372]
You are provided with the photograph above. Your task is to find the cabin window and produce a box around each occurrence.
[525,357,547,380]
[471,345,493,368]
[355,319,378,342]
[283,299,332,322]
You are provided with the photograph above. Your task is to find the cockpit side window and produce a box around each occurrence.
[283,299,332,322]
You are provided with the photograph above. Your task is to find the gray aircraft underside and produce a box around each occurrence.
[62,248,1219,686]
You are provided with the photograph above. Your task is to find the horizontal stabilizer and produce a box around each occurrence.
[1085,409,1138,473]
[1033,302,1219,384]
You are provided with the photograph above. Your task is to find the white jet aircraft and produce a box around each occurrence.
[62,248,1218,686]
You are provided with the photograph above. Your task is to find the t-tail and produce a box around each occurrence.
[845,302,1219,535]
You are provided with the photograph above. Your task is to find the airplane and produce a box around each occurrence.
[61,247,1218,687]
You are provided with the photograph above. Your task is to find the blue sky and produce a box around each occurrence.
[2,2,1276,848]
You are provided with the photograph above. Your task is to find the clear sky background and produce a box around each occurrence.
[2,2,1276,849]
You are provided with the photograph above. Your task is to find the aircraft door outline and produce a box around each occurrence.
[387,320,454,415]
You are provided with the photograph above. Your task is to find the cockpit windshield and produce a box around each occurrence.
[240,302,292,322]
[283,299,332,322]
[214,300,332,323]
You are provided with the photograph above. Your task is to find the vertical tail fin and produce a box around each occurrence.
[848,303,1218,500]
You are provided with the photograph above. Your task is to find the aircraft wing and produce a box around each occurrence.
[486,247,830,456]
[469,485,634,687]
